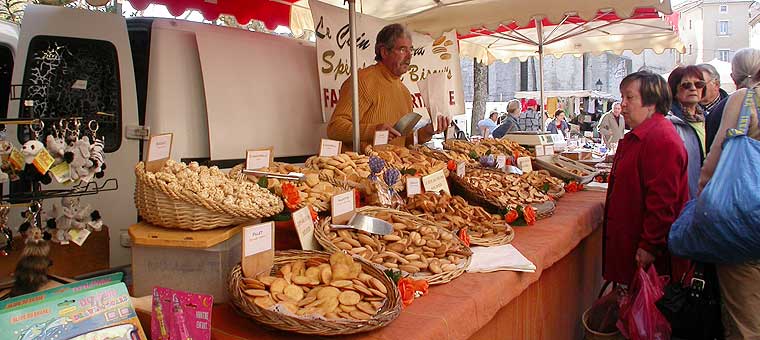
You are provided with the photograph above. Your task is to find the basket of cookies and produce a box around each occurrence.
[228,250,402,335]
[365,144,449,178]
[405,192,514,247]
[135,160,284,230]
[229,163,349,212]
[314,207,472,285]
[521,170,566,200]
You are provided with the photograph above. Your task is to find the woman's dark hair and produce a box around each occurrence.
[619,71,672,114]
[667,65,706,101]
[554,109,564,117]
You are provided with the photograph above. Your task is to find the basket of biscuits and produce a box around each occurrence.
[228,250,402,335]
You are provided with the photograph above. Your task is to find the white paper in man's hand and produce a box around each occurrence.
[416,72,450,131]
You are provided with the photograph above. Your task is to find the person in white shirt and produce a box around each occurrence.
[477,111,499,137]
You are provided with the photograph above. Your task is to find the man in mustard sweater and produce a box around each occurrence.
[327,23,450,151]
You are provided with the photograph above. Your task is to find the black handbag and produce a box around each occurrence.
[656,262,724,340]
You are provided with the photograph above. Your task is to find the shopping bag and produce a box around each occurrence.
[586,282,624,334]
[617,267,671,340]
[669,88,760,264]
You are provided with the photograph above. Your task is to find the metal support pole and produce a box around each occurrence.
[536,18,546,132]
[347,0,361,152]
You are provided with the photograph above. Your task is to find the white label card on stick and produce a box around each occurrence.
[146,133,173,172]
[545,145,555,156]
[406,177,421,197]
[496,155,507,169]
[242,221,274,278]
[331,190,356,225]
[293,206,319,250]
[373,130,389,146]
[422,169,450,194]
[319,139,342,157]
[517,157,533,173]
[246,148,273,170]
[456,162,465,177]
[535,145,545,157]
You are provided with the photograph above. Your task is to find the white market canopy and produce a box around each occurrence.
[514,90,614,100]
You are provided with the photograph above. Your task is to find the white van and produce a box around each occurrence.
[8,5,326,268]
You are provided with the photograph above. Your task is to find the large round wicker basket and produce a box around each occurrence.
[314,206,472,285]
[134,162,282,230]
[228,250,402,335]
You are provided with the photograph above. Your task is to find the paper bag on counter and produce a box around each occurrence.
[416,72,451,132]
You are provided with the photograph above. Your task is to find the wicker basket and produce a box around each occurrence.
[314,207,472,285]
[449,168,556,219]
[134,162,282,230]
[228,250,402,335]
[410,212,514,247]
[582,308,625,340]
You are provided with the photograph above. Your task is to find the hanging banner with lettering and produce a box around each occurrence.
[310,0,465,123]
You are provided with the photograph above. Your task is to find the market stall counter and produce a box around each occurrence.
[134,190,605,339]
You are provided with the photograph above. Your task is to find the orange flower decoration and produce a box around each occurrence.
[398,278,416,307]
[308,206,318,221]
[447,160,457,171]
[505,209,519,223]
[458,228,471,247]
[411,279,429,297]
[523,205,537,225]
[281,182,301,210]
[565,181,579,193]
[354,188,363,208]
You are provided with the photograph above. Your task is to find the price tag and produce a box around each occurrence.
[331,190,356,225]
[517,156,533,173]
[422,169,450,194]
[406,176,421,197]
[373,130,389,146]
[293,206,319,250]
[545,145,555,156]
[49,162,71,184]
[72,79,88,90]
[535,145,545,157]
[241,221,274,278]
[69,228,91,246]
[496,155,507,169]
[32,148,55,174]
[319,139,342,157]
[246,148,272,170]
[146,133,173,172]
[456,162,465,177]
[9,148,24,171]
[584,131,593,138]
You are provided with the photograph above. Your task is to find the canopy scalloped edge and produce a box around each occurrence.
[128,0,296,30]
[462,44,683,66]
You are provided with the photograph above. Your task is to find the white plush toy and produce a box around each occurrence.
[21,140,44,165]
[65,137,93,182]
[45,135,66,164]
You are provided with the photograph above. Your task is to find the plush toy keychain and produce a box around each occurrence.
[12,202,53,297]
[45,119,67,164]
[63,119,93,183]
[20,121,53,185]
[82,120,105,182]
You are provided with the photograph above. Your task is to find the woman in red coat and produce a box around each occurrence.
[603,71,691,285]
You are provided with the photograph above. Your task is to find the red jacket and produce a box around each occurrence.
[603,114,691,285]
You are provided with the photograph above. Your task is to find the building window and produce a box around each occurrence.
[719,20,730,35]
[720,5,728,13]
[719,49,731,62]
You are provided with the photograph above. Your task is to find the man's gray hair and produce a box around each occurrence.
[697,63,720,83]
[731,48,760,89]
[375,24,412,62]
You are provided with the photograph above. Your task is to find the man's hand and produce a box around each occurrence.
[635,248,655,268]
[423,115,451,135]
[375,123,401,138]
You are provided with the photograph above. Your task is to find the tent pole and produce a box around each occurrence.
[536,18,546,132]
[348,0,361,152]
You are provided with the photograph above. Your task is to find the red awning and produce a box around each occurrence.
[458,7,665,39]
[128,0,299,29]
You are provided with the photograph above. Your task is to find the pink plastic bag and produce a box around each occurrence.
[617,266,672,340]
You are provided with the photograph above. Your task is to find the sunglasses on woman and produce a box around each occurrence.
[679,80,706,90]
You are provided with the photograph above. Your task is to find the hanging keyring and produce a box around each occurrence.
[29,120,44,141]
[88,120,99,139]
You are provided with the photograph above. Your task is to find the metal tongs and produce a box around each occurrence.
[330,213,393,236]
[242,169,305,182]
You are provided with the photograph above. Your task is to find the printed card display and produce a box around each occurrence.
[152,287,213,340]
[245,148,273,170]
[319,139,342,157]
[517,157,533,173]
[293,206,319,250]
[496,155,507,169]
[373,130,389,146]
[406,176,422,197]
[146,133,173,172]
[241,221,274,278]
[331,190,356,225]
[32,148,55,174]
[545,145,555,156]
[422,169,450,194]
[69,228,92,246]
[535,146,546,157]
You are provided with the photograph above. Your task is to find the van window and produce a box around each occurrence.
[0,44,13,119]
[18,36,121,152]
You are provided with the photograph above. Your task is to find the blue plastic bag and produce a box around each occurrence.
[669,89,760,263]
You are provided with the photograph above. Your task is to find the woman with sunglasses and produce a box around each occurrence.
[667,66,707,198]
